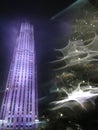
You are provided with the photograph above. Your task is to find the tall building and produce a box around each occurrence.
[0,22,38,130]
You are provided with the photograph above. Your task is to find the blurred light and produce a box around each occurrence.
[75,49,78,52]
[6,88,9,90]
[60,113,63,117]
[35,119,39,122]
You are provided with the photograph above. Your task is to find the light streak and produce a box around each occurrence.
[0,22,38,129]
[51,34,98,70]
[50,82,98,111]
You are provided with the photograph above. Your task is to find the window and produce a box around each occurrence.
[17,117,19,122]
[12,117,14,122]
[21,117,23,122]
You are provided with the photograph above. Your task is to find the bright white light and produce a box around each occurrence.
[33,119,46,125]
[35,119,39,122]
[52,37,98,70]
[57,88,59,91]
[75,50,78,52]
[82,80,85,83]
[6,88,9,90]
[0,120,7,124]
[60,113,63,117]
[51,82,98,111]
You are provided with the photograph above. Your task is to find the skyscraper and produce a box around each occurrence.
[0,22,38,130]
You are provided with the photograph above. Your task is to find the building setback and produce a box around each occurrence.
[0,22,38,130]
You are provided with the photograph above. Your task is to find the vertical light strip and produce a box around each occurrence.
[0,22,37,130]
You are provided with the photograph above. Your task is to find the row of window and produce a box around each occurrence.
[17,51,34,56]
[8,80,34,114]
[8,117,33,123]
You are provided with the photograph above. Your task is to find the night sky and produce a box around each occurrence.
[0,0,76,18]
[0,0,77,100]
[1,1,98,129]
[0,0,96,99]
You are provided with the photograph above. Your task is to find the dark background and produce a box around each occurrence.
[0,0,77,99]
[0,1,98,130]
[0,0,96,101]
[0,0,76,18]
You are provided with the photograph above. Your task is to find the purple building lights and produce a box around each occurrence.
[0,22,38,130]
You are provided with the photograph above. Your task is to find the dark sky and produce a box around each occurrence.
[0,0,77,100]
[0,0,98,121]
[0,0,76,18]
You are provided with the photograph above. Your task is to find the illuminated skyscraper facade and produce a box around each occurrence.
[0,23,38,130]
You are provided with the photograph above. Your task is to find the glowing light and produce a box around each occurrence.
[75,49,78,52]
[52,34,98,70]
[57,88,59,91]
[0,120,7,124]
[82,80,85,83]
[34,119,39,122]
[33,119,46,125]
[46,118,50,122]
[93,25,95,27]
[0,22,38,129]
[60,113,63,117]
[6,88,9,90]
[50,82,98,111]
